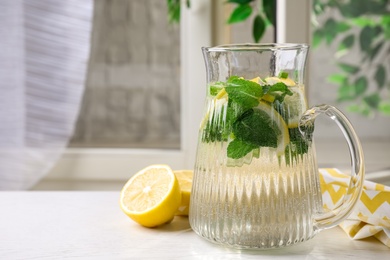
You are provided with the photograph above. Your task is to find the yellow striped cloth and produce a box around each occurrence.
[320,168,390,247]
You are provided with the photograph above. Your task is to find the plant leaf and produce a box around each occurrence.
[354,76,368,96]
[359,26,382,53]
[253,15,266,43]
[336,22,351,33]
[262,0,275,26]
[351,17,376,27]
[379,101,390,115]
[312,29,323,48]
[338,34,354,52]
[363,93,381,109]
[167,0,181,23]
[382,15,390,39]
[374,65,386,89]
[227,4,252,24]
[327,74,348,84]
[227,139,257,159]
[338,62,360,74]
[337,85,355,102]
[232,109,278,148]
[226,0,253,4]
[225,77,263,110]
[369,41,384,61]
[323,18,337,45]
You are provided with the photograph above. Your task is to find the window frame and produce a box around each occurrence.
[47,0,212,181]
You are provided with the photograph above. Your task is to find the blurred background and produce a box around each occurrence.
[1,0,389,190]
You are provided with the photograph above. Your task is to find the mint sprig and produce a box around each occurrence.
[263,82,293,103]
[225,77,263,110]
[202,75,309,162]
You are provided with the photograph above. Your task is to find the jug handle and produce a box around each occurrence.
[299,104,365,230]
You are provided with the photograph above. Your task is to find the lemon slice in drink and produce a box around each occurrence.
[256,102,290,155]
[265,76,296,87]
[282,88,307,128]
[174,170,193,216]
[120,164,181,227]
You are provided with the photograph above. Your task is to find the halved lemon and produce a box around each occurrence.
[119,164,181,227]
[174,170,193,216]
[256,101,290,155]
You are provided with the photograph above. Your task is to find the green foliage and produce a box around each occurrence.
[253,15,266,43]
[313,0,390,117]
[167,0,181,23]
[167,0,273,43]
[228,4,253,24]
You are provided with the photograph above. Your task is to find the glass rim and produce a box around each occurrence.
[203,43,309,52]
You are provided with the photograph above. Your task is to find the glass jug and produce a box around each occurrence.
[189,44,365,249]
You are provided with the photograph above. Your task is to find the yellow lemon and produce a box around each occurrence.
[265,76,296,87]
[119,164,181,228]
[174,170,193,216]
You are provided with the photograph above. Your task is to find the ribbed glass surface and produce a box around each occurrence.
[190,143,323,249]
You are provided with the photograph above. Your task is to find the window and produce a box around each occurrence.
[47,0,212,181]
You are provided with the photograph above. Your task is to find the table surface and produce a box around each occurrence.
[0,192,388,259]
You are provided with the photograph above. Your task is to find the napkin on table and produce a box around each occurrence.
[319,168,390,247]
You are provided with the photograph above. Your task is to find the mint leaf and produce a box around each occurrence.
[263,82,293,103]
[202,103,230,142]
[278,71,289,79]
[232,109,279,148]
[225,77,263,110]
[209,82,225,96]
[227,139,257,159]
[285,127,310,165]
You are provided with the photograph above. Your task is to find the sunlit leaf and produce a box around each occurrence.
[327,74,347,84]
[379,101,390,115]
[374,65,386,89]
[346,104,361,113]
[338,62,360,74]
[253,15,266,43]
[382,15,390,39]
[351,17,376,27]
[227,4,252,24]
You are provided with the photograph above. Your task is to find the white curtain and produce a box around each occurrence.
[0,0,93,190]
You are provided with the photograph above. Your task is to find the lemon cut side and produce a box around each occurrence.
[120,164,181,227]
[174,170,193,216]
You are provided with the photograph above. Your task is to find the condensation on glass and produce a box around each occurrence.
[70,0,180,149]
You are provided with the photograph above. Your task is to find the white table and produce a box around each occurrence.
[0,192,388,259]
